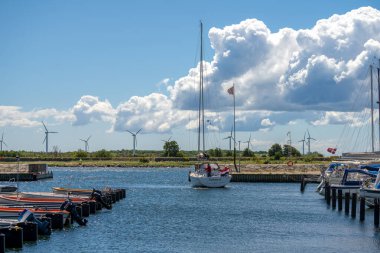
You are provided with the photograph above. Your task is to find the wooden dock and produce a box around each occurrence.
[0,164,53,181]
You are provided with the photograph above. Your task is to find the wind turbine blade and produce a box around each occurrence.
[136,128,142,135]
[43,136,46,144]
[1,133,3,141]
[168,136,171,142]
[126,130,133,135]
[87,135,91,141]
[50,131,58,134]
[42,121,48,132]
[304,132,306,140]
[3,142,7,147]
[307,129,310,138]
[80,139,85,142]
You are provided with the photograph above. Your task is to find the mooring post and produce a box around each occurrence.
[332,188,336,209]
[360,196,365,221]
[300,176,306,192]
[375,198,379,227]
[324,183,329,201]
[351,193,357,218]
[0,233,4,253]
[326,184,331,205]
[338,190,343,211]
[345,192,350,215]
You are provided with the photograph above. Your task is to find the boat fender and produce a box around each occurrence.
[287,161,293,166]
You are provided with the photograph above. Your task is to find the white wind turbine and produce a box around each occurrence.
[299,132,306,156]
[80,135,91,152]
[306,130,316,154]
[223,127,233,152]
[126,128,142,156]
[243,134,253,151]
[42,121,58,153]
[0,132,7,151]
[161,136,172,144]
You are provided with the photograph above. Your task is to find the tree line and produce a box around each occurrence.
[0,141,324,160]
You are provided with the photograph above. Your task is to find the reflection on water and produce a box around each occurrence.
[16,167,380,253]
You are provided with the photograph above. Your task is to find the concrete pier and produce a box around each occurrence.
[0,164,53,181]
[231,173,320,183]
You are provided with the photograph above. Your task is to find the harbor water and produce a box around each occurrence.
[15,167,380,253]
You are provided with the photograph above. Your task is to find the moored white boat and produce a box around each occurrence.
[189,163,231,188]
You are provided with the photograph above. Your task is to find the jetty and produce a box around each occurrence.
[0,188,126,250]
[0,164,53,181]
[230,163,324,183]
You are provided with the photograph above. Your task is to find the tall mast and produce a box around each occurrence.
[371,64,375,152]
[197,21,205,153]
[198,22,202,153]
[233,83,238,172]
[378,59,380,151]
[201,22,205,152]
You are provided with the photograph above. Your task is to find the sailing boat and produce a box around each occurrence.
[188,22,232,188]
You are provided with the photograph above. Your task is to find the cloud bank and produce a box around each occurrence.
[1,7,380,134]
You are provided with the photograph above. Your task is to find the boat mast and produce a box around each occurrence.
[378,59,380,151]
[233,83,238,172]
[371,64,375,152]
[198,21,205,154]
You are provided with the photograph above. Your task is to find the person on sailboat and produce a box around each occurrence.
[206,163,212,177]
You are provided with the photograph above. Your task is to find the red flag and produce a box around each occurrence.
[227,86,234,95]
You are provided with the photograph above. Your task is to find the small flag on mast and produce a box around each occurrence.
[227,86,234,95]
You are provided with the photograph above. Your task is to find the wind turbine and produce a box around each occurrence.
[0,132,7,151]
[161,136,172,144]
[42,121,58,153]
[223,127,233,152]
[80,135,91,152]
[126,128,142,156]
[243,134,252,151]
[306,130,316,154]
[299,132,306,155]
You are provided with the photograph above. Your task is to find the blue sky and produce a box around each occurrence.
[0,0,379,154]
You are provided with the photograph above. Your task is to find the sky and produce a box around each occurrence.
[0,0,380,155]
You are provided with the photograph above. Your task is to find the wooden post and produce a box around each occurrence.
[326,184,331,205]
[345,192,350,215]
[375,198,379,227]
[331,188,336,209]
[360,197,365,221]
[338,190,343,211]
[0,234,4,253]
[351,193,357,218]
[300,176,305,192]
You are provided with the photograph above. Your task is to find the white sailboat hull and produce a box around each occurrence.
[189,173,231,188]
